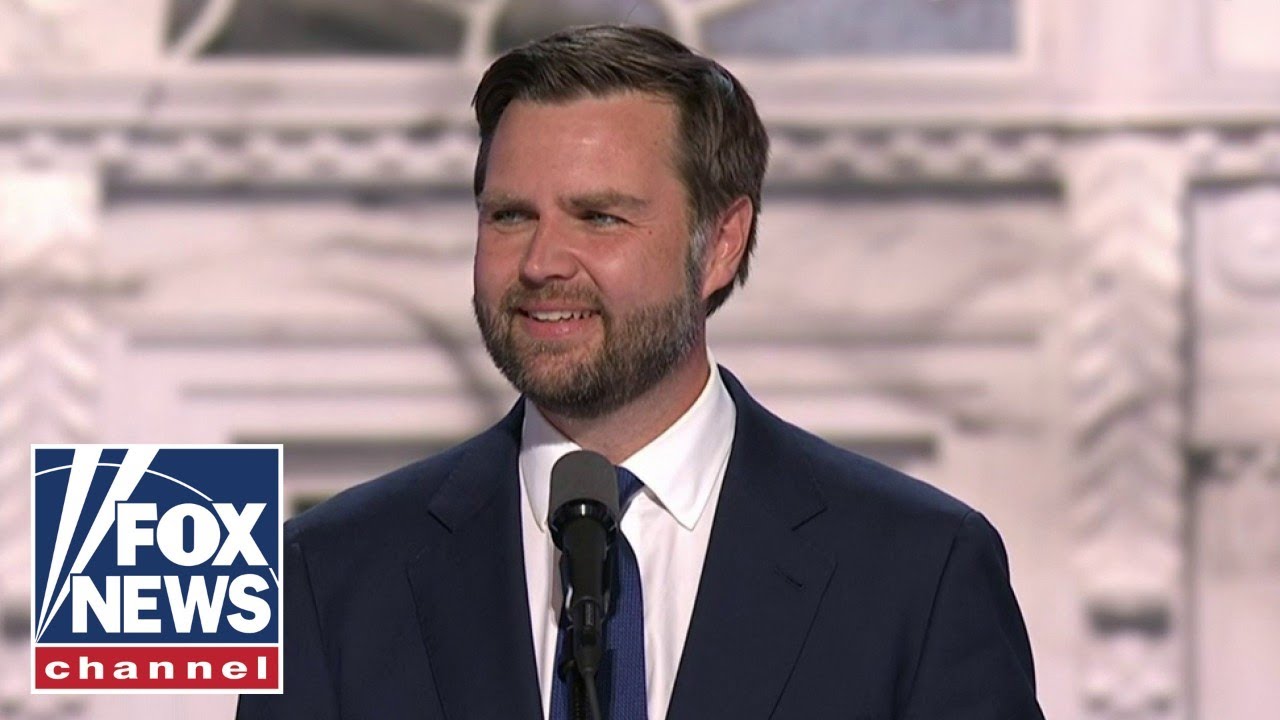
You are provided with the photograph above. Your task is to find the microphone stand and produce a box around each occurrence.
[562,653,603,720]
[560,550,611,720]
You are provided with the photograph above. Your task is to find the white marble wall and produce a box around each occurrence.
[1,2,1279,719]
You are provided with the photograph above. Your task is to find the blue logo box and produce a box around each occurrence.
[31,445,283,693]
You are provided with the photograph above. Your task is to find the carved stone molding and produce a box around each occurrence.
[0,121,1273,189]
[1062,136,1189,720]
[767,125,1063,184]
[0,122,1081,187]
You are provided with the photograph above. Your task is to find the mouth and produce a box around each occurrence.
[519,308,600,323]
[512,305,602,341]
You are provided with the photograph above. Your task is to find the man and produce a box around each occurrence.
[238,24,1044,720]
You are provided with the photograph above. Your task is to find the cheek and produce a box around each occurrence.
[473,238,515,298]
[473,256,505,307]
[591,237,689,304]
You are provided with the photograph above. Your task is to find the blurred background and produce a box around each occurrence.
[2,0,1279,718]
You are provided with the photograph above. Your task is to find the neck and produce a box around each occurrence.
[537,345,712,465]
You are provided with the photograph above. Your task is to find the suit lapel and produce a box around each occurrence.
[405,404,543,720]
[667,370,836,720]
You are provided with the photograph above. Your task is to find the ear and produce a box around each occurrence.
[699,196,753,302]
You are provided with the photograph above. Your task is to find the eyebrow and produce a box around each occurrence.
[475,192,532,213]
[563,191,650,213]
[476,190,651,214]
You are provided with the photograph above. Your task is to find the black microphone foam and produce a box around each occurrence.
[548,450,619,528]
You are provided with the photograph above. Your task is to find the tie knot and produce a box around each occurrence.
[615,466,644,507]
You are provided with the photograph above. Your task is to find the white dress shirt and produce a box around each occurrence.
[519,360,737,720]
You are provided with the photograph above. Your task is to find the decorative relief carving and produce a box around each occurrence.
[766,125,1063,184]
[1205,186,1280,296]
[0,124,1064,188]
[0,168,102,717]
[0,122,1274,191]
[1063,136,1189,720]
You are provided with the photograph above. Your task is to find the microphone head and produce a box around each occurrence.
[548,450,619,540]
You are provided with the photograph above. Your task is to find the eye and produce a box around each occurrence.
[488,208,531,225]
[582,211,624,227]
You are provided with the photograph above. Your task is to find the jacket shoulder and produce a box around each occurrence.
[721,366,971,528]
[785,421,974,531]
[282,435,477,555]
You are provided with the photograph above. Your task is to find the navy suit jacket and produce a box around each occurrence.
[238,368,1043,719]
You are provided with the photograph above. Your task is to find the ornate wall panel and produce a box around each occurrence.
[1191,184,1280,444]
[1188,182,1280,717]
[1062,137,1189,720]
[0,169,102,716]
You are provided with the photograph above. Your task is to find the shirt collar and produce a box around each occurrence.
[520,353,736,532]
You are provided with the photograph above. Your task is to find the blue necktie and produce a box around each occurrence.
[550,466,648,720]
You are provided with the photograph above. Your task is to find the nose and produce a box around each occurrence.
[519,219,577,286]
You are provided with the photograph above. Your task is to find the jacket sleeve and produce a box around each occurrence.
[237,539,341,720]
[902,511,1045,719]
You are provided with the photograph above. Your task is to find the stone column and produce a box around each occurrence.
[0,168,103,716]
[1061,136,1190,720]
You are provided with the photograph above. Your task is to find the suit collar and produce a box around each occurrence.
[716,366,827,529]
[424,401,524,531]
[407,401,543,720]
[667,367,835,720]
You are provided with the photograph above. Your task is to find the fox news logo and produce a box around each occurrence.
[31,445,282,693]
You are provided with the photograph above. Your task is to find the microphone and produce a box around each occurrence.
[548,450,619,718]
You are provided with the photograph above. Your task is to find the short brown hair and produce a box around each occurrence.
[472,24,769,315]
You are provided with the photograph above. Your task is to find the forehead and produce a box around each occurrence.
[485,93,681,186]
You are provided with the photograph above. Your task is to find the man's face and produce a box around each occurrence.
[472,93,705,419]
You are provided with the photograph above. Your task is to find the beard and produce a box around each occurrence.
[473,262,704,419]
